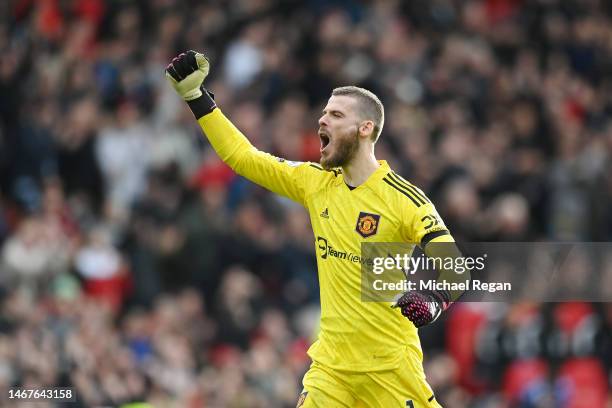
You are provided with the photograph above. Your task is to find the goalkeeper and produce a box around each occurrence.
[166,51,467,407]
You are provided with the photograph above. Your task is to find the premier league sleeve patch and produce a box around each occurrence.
[276,157,303,167]
[296,391,308,407]
[355,212,381,238]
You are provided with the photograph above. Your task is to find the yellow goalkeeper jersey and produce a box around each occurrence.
[198,109,452,372]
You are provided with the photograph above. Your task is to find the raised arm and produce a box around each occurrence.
[165,50,313,206]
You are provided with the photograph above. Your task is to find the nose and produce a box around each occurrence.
[318,114,327,127]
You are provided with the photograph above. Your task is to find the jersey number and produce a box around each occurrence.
[406,401,414,408]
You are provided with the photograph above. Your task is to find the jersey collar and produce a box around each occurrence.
[338,160,390,190]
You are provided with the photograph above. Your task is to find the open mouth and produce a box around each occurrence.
[319,131,331,152]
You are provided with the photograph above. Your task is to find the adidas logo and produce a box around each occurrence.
[320,208,329,218]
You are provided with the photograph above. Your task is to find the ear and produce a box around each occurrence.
[358,120,374,139]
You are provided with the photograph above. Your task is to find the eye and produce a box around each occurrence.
[333,112,342,118]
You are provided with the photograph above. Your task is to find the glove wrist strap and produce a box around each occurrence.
[422,289,450,310]
[187,87,217,119]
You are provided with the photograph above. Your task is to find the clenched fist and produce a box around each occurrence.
[165,50,210,101]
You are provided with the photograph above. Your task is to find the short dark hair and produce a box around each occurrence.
[332,86,385,142]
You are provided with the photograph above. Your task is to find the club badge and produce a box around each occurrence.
[356,212,381,238]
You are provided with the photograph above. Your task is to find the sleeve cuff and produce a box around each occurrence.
[187,88,217,119]
[420,229,450,247]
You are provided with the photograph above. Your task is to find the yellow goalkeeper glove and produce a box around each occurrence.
[165,50,217,119]
[165,50,210,101]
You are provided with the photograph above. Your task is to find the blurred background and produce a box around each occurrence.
[0,0,611,406]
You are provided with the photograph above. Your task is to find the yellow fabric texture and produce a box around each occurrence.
[301,350,442,407]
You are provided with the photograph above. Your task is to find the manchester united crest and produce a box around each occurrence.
[355,212,381,238]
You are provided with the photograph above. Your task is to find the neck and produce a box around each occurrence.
[342,147,380,187]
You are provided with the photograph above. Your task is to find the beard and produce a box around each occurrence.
[320,128,360,170]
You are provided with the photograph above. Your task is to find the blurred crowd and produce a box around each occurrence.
[0,0,611,406]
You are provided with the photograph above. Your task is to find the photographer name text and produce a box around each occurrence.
[372,279,511,293]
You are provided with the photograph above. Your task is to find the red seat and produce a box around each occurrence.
[557,358,608,408]
[502,359,549,401]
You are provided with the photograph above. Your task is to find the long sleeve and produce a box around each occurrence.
[197,108,312,206]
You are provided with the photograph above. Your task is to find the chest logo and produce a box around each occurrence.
[355,212,381,238]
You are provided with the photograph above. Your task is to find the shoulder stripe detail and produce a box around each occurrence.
[389,172,430,204]
[383,177,421,207]
[384,175,427,206]
[309,164,323,171]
